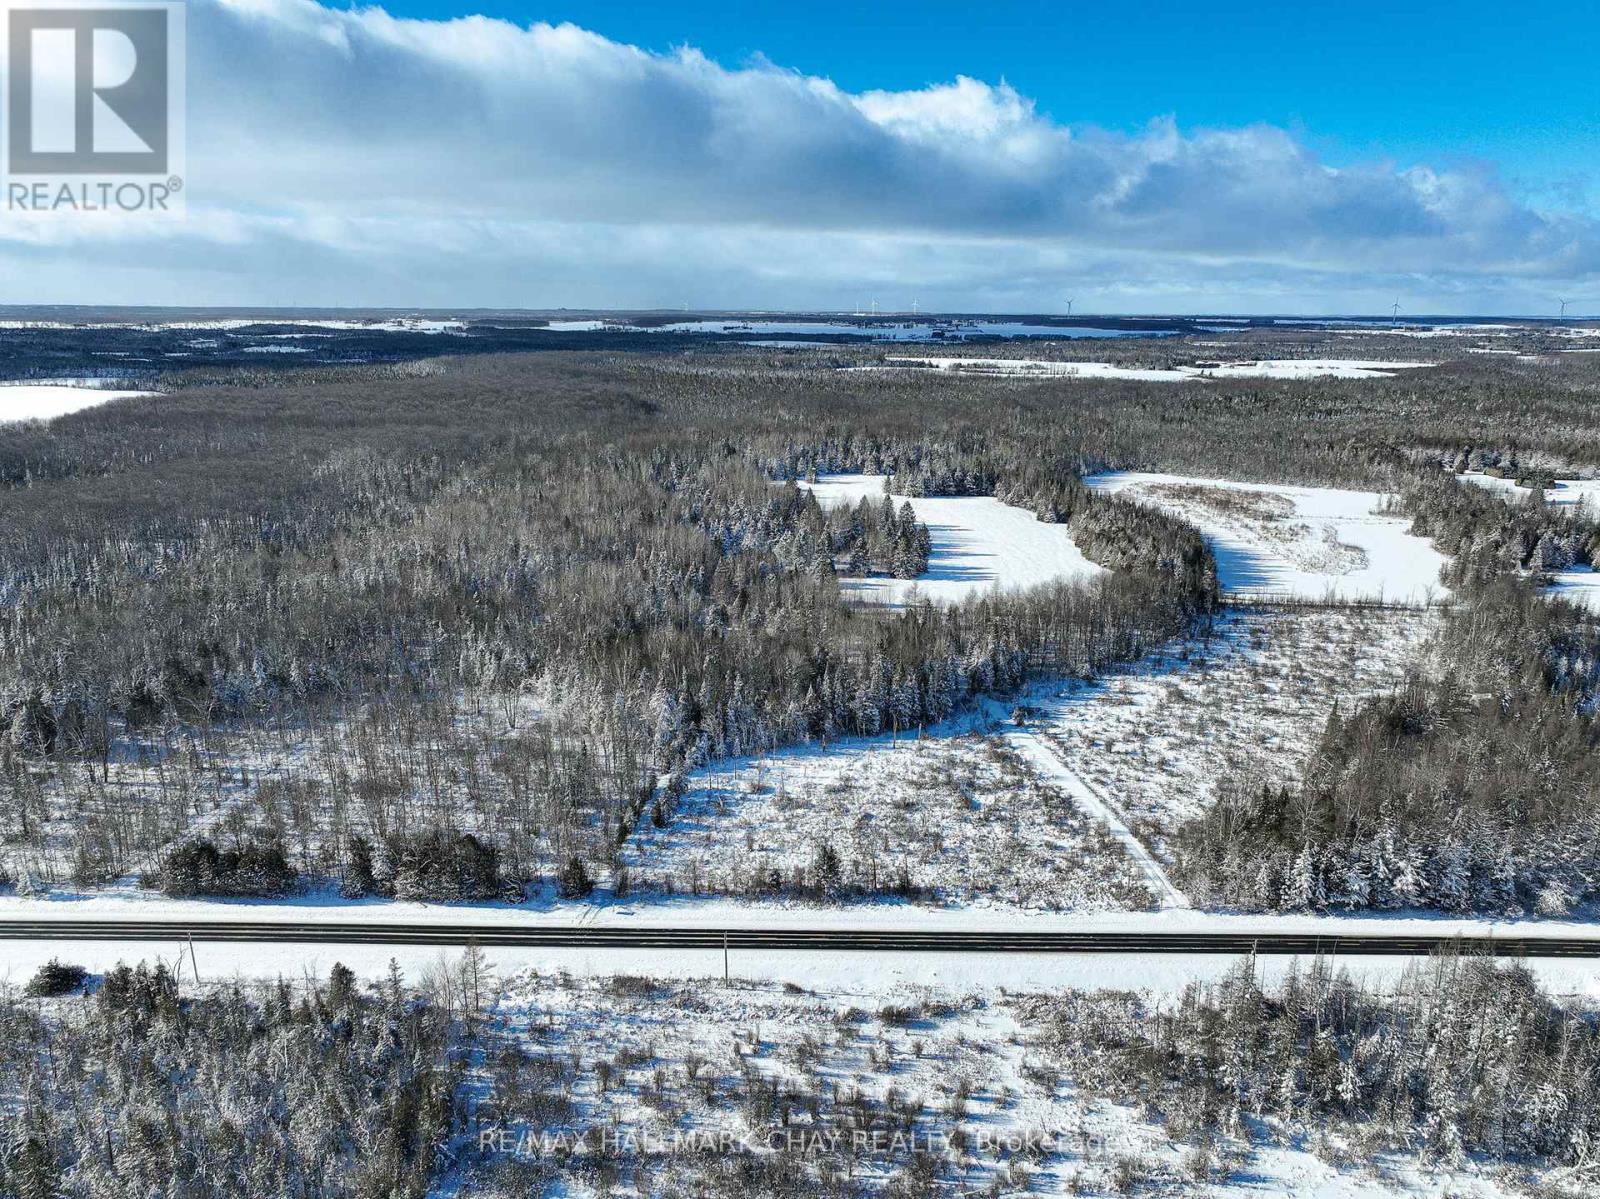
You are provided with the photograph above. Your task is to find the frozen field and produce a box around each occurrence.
[0,382,155,422]
[798,474,1105,604]
[624,606,1428,910]
[1461,471,1600,511]
[1034,607,1432,848]
[1085,472,1450,602]
[880,356,1437,381]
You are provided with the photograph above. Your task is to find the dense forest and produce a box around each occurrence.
[1176,584,1600,914]
[0,354,1216,894]
[4,347,1600,904]
[1032,951,1600,1170]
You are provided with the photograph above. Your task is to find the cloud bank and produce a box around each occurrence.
[6,0,1596,311]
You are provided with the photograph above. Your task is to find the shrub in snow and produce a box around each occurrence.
[559,854,594,899]
[25,959,88,997]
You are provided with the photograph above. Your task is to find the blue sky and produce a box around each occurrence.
[6,0,1597,312]
[385,0,1598,211]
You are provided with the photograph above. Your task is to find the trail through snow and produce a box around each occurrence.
[1005,730,1190,909]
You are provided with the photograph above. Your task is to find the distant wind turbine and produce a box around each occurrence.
[1390,299,1402,326]
[1560,298,1574,318]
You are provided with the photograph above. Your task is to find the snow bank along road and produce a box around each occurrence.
[6,919,1600,957]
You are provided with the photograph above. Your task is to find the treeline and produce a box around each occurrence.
[1176,585,1600,913]
[0,961,461,1198]
[1401,470,1599,587]
[1033,952,1600,1169]
[822,494,931,578]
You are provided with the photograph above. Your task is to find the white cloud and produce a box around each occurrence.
[3,0,1595,311]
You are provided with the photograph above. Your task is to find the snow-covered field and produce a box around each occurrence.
[880,356,1438,381]
[623,728,1156,912]
[0,382,155,422]
[623,606,1427,909]
[1085,472,1449,603]
[798,474,1105,604]
[1460,471,1600,511]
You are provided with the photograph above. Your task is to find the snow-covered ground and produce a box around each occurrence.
[1085,472,1450,603]
[1460,471,1600,511]
[879,356,1438,381]
[622,606,1425,907]
[432,969,1558,1198]
[623,726,1156,912]
[1547,566,1600,611]
[798,474,1105,605]
[0,382,156,422]
[9,936,1600,1004]
[1033,608,1431,845]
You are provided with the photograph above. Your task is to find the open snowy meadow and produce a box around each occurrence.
[0,382,156,422]
[798,474,1105,605]
[623,604,1429,914]
[432,963,1555,1199]
[622,729,1156,911]
[1085,472,1450,603]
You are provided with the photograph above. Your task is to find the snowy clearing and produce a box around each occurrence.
[1085,472,1450,603]
[1460,470,1600,513]
[0,382,156,422]
[879,356,1438,381]
[622,606,1428,909]
[1032,607,1432,847]
[623,728,1157,912]
[432,969,1550,1199]
[797,474,1104,605]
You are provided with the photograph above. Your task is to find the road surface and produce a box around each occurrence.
[2,919,1597,957]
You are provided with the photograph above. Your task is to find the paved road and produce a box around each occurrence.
[1,920,1597,957]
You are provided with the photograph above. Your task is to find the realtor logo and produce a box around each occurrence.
[2,0,185,213]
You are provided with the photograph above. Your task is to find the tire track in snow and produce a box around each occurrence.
[1005,730,1191,910]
